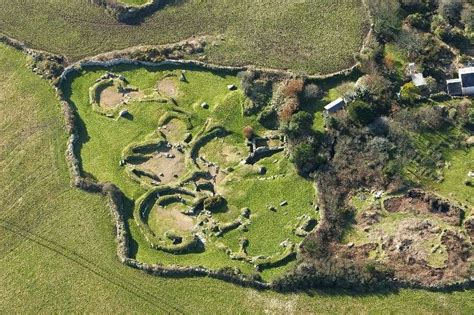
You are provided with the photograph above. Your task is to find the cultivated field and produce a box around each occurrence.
[1,43,472,313]
[0,0,368,74]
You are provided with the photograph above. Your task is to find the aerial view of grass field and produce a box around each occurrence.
[0,0,473,313]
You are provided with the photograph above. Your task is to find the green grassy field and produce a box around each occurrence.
[1,40,474,315]
[64,63,318,279]
[0,0,368,74]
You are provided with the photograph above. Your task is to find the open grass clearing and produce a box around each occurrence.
[64,63,317,280]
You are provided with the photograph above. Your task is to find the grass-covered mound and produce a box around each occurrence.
[64,64,319,280]
[0,0,369,74]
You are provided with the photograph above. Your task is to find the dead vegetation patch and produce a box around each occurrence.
[383,189,464,226]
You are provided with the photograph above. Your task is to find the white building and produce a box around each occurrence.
[408,63,426,87]
[446,66,474,96]
[324,97,346,114]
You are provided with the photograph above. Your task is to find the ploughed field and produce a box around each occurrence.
[65,64,319,280]
[0,0,369,74]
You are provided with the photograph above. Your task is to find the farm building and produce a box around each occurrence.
[408,63,426,87]
[324,97,346,113]
[446,67,474,96]
[447,79,463,96]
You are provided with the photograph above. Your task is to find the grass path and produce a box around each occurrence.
[0,43,473,314]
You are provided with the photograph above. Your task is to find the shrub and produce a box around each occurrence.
[369,0,401,42]
[291,142,324,175]
[356,74,392,108]
[257,107,279,130]
[438,0,464,25]
[238,70,272,115]
[278,97,300,122]
[283,79,304,98]
[242,126,254,140]
[417,106,447,130]
[406,13,430,30]
[347,100,376,126]
[430,91,450,102]
[400,82,421,105]
[286,111,314,138]
[302,83,324,100]
[425,76,438,93]
[461,4,474,30]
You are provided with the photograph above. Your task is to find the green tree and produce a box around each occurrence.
[347,100,376,125]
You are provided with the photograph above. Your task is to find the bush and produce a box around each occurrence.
[430,91,450,102]
[400,82,421,105]
[283,79,304,98]
[461,4,474,30]
[286,111,313,138]
[438,0,464,25]
[257,107,278,130]
[238,70,272,115]
[347,100,376,126]
[278,98,300,121]
[242,126,254,140]
[302,83,324,100]
[417,106,447,130]
[369,0,401,42]
[406,13,430,30]
[291,142,324,175]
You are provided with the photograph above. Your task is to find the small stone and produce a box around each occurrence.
[374,190,383,199]
[119,160,125,166]
[227,84,237,91]
[119,109,129,117]
[201,102,209,109]
[166,153,175,158]
[241,207,251,218]
[347,242,354,248]
[268,206,277,212]
[173,174,179,178]
[280,200,288,207]
[159,172,164,177]
[257,166,267,175]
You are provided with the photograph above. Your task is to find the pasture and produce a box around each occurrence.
[1,37,473,315]
[0,0,369,74]
[64,63,318,280]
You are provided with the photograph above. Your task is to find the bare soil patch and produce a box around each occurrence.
[157,77,178,98]
[140,146,186,184]
[100,86,123,109]
[153,206,194,233]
